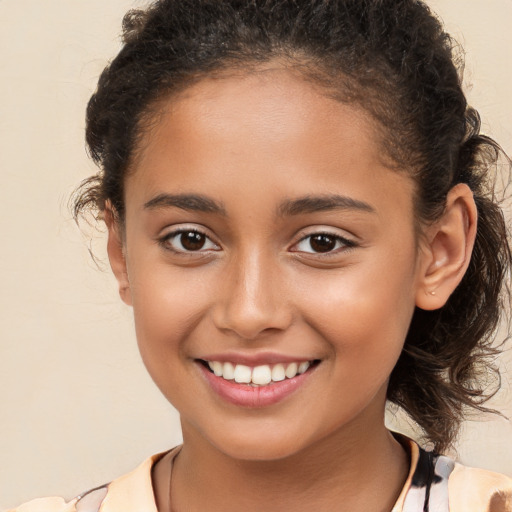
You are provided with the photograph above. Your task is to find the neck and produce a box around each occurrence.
[167,417,408,512]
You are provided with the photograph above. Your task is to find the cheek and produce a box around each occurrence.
[127,262,215,369]
[304,281,413,424]
[295,252,418,376]
[299,267,416,336]
[128,268,218,414]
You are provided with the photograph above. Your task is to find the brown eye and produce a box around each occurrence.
[292,231,356,255]
[309,234,337,253]
[180,231,206,251]
[161,229,219,253]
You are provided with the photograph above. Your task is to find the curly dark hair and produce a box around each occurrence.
[74,0,511,453]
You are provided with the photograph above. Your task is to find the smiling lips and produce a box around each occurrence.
[200,359,318,407]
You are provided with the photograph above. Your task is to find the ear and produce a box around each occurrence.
[415,183,477,311]
[104,205,132,306]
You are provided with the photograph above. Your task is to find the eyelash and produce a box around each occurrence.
[158,228,357,256]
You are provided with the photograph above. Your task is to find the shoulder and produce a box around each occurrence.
[448,462,512,512]
[4,449,179,512]
[398,435,512,512]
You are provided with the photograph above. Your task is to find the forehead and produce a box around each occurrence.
[127,67,414,216]
[135,66,380,163]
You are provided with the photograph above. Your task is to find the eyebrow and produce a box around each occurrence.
[278,194,375,216]
[143,193,227,215]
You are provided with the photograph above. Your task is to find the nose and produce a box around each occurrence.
[212,249,293,340]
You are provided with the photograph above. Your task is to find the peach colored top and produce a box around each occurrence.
[6,439,512,512]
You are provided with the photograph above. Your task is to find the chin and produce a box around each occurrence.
[220,438,305,462]
[199,423,317,462]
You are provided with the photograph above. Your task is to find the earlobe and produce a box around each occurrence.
[104,205,132,306]
[415,184,477,311]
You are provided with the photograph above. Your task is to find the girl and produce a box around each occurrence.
[8,0,512,510]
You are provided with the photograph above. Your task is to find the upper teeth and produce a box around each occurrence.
[207,361,311,386]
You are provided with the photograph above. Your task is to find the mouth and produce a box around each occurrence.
[198,359,320,387]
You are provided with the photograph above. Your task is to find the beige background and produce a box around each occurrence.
[1,0,511,508]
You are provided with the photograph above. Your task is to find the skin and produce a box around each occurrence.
[106,66,477,512]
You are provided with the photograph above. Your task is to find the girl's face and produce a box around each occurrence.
[116,68,426,460]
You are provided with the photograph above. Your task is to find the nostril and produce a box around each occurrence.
[212,306,294,341]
